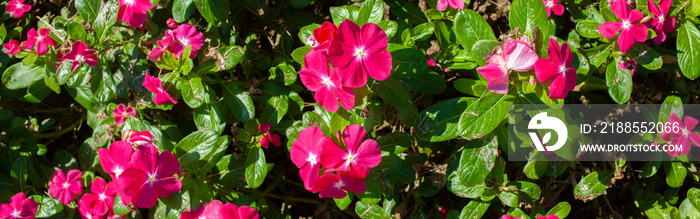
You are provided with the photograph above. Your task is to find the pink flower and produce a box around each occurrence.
[113,104,136,126]
[543,0,565,17]
[0,193,38,219]
[536,215,560,219]
[5,0,31,18]
[3,39,21,56]
[219,203,260,219]
[24,28,57,56]
[166,18,178,28]
[329,20,392,88]
[117,0,157,29]
[127,130,153,146]
[437,0,464,11]
[258,123,281,148]
[78,198,101,219]
[320,124,381,178]
[476,39,539,94]
[180,200,223,219]
[310,21,337,53]
[119,145,182,208]
[661,113,700,157]
[169,24,204,59]
[501,215,522,219]
[618,59,637,76]
[49,169,83,205]
[98,141,134,205]
[61,41,98,72]
[148,31,175,61]
[300,49,355,112]
[80,177,116,216]
[646,0,675,44]
[290,126,329,190]
[534,38,577,99]
[598,0,648,53]
[311,170,366,199]
[142,73,178,105]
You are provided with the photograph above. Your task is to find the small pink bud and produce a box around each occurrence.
[166,18,179,28]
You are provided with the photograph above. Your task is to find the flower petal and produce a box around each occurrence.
[599,22,623,39]
[684,116,699,131]
[647,0,661,16]
[153,177,181,198]
[535,58,560,84]
[131,183,158,208]
[437,0,448,11]
[503,39,538,72]
[354,139,381,168]
[320,139,349,171]
[342,124,367,154]
[362,50,392,81]
[314,86,340,112]
[617,29,636,53]
[448,0,465,10]
[155,151,180,178]
[611,0,629,20]
[552,4,565,15]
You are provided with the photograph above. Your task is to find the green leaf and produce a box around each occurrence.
[334,193,353,210]
[680,198,700,219]
[222,82,255,122]
[330,5,360,25]
[575,21,603,38]
[453,9,496,53]
[574,171,614,201]
[454,78,487,97]
[2,62,44,90]
[358,0,383,25]
[43,67,60,94]
[193,102,225,135]
[181,74,207,109]
[277,62,297,86]
[411,23,434,41]
[510,0,552,37]
[172,0,195,23]
[399,71,446,94]
[11,156,27,189]
[75,0,103,22]
[176,131,218,172]
[471,39,502,64]
[377,132,412,154]
[546,202,571,218]
[31,195,63,218]
[457,137,498,188]
[688,0,700,18]
[298,24,321,43]
[377,20,398,40]
[677,22,700,79]
[245,147,267,188]
[459,199,490,219]
[605,61,633,104]
[355,201,385,218]
[357,177,382,204]
[93,0,118,42]
[659,95,683,123]
[291,46,312,65]
[665,161,687,188]
[260,95,289,125]
[387,44,429,77]
[629,45,662,70]
[635,192,676,219]
[385,0,427,24]
[66,21,89,43]
[416,97,474,142]
[92,66,116,103]
[371,76,412,106]
[688,188,700,213]
[291,0,312,8]
[458,92,512,139]
[194,0,229,26]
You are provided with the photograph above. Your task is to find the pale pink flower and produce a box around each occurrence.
[437,0,464,11]
[476,39,539,94]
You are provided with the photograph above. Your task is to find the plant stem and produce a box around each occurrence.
[261,192,322,205]
[34,114,85,139]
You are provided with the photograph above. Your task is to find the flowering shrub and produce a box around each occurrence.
[0,0,700,218]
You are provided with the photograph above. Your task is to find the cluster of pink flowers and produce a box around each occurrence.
[0,192,38,219]
[180,200,259,219]
[290,125,381,199]
[142,73,179,105]
[477,37,577,99]
[661,113,700,157]
[300,20,392,112]
[149,24,205,61]
[5,0,31,18]
[2,28,56,57]
[258,123,281,148]
[598,0,666,53]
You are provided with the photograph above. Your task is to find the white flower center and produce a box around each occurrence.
[62,182,70,188]
[75,55,85,62]
[321,77,334,86]
[113,168,123,177]
[37,36,43,42]
[346,154,356,163]
[659,16,665,23]
[559,65,566,73]
[180,39,189,46]
[99,193,106,200]
[148,174,157,183]
[307,153,318,166]
[354,47,366,58]
[334,181,345,189]
[13,211,20,217]
[16,3,23,8]
[547,1,554,6]
[683,129,689,135]
[622,21,631,29]
[124,0,135,5]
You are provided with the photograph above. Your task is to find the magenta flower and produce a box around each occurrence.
[61,41,98,72]
[437,0,464,11]
[98,141,134,205]
[536,215,560,219]
[329,20,392,88]
[300,49,355,112]
[113,104,136,126]
[6,0,31,18]
[290,126,329,190]
[320,124,381,178]
[80,177,116,216]
[170,24,204,59]
[24,28,57,56]
[661,113,700,157]
[476,39,539,94]
[78,198,100,219]
[534,38,577,99]
[646,0,675,44]
[166,18,179,28]
[308,21,337,53]
[142,73,178,105]
[49,169,83,205]
[598,0,648,53]
[180,200,223,219]
[543,0,565,17]
[127,130,153,146]
[3,39,21,56]
[148,31,175,61]
[117,0,157,29]
[618,59,637,76]
[119,145,182,208]
[501,215,522,219]
[311,170,366,199]
[258,123,281,148]
[0,193,38,219]
[219,203,260,219]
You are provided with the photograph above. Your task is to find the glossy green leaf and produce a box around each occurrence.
[416,97,474,142]
[665,161,687,188]
[605,61,633,104]
[245,147,267,188]
[574,171,613,201]
[459,199,490,219]
[194,0,229,26]
[2,62,44,90]
[358,0,383,25]
[75,0,103,22]
[222,82,255,122]
[93,0,118,42]
[576,21,603,38]
[453,9,496,53]
[172,0,195,23]
[457,137,498,188]
[458,92,512,139]
[677,22,700,79]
